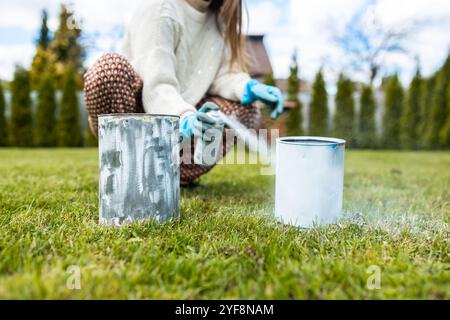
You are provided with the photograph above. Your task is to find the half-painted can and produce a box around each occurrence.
[275,137,345,228]
[98,114,180,226]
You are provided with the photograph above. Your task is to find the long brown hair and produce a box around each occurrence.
[210,0,247,71]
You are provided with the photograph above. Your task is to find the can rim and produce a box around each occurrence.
[98,113,180,119]
[277,136,346,146]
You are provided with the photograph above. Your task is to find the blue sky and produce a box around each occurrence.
[0,0,449,85]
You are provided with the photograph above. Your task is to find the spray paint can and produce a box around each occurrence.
[194,111,225,166]
[98,114,180,226]
[275,137,345,228]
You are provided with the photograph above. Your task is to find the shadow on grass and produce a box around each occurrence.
[181,174,274,202]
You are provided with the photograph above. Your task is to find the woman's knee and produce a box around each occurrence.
[84,53,143,111]
[84,53,134,90]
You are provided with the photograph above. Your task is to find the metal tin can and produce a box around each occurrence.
[275,136,346,228]
[98,114,180,226]
[193,111,225,166]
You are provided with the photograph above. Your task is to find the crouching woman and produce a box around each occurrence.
[84,0,284,186]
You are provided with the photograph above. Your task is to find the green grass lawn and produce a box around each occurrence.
[0,149,448,299]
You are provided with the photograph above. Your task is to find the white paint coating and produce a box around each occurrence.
[98,114,180,226]
[275,136,345,228]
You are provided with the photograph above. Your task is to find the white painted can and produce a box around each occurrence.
[98,114,180,226]
[275,137,346,228]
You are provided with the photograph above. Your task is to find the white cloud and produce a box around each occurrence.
[0,1,53,31]
[71,0,139,32]
[245,1,283,34]
[0,0,141,79]
[247,0,450,85]
[372,0,450,81]
[0,43,35,78]
[245,0,368,82]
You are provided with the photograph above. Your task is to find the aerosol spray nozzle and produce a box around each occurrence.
[194,110,225,167]
[205,110,225,123]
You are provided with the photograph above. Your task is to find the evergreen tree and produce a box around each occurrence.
[287,102,302,136]
[37,10,51,50]
[0,81,8,146]
[382,75,404,149]
[10,67,33,147]
[50,4,85,88]
[57,65,83,147]
[31,9,56,89]
[424,54,450,149]
[334,74,355,146]
[85,126,98,147]
[418,75,437,149]
[31,46,57,91]
[35,73,57,147]
[309,69,328,136]
[358,85,377,148]
[439,83,450,148]
[286,51,303,136]
[263,73,276,87]
[400,69,423,149]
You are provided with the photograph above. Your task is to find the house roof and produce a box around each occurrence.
[245,34,273,77]
[275,78,311,94]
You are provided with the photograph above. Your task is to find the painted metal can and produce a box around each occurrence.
[98,114,180,226]
[194,111,225,166]
[275,137,346,228]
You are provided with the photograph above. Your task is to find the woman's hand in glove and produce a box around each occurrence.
[241,79,285,120]
[180,102,224,142]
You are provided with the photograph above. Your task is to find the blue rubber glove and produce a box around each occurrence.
[180,102,224,142]
[241,79,285,120]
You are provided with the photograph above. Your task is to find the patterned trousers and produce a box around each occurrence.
[84,53,262,185]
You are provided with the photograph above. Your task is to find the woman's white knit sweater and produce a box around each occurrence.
[122,0,251,120]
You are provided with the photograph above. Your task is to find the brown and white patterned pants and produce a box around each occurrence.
[84,53,262,185]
